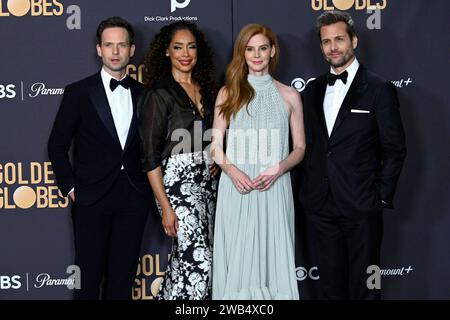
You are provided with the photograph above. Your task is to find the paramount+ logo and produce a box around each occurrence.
[0,162,68,210]
[1,266,81,291]
[0,0,63,17]
[311,0,388,11]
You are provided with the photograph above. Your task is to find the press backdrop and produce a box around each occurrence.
[0,0,449,299]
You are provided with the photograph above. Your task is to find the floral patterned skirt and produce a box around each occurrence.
[156,151,217,300]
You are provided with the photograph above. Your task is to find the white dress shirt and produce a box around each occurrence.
[100,68,133,150]
[323,58,360,137]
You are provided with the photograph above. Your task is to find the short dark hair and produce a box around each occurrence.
[96,16,135,45]
[316,10,356,42]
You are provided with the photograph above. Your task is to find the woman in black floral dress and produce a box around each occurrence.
[138,21,218,299]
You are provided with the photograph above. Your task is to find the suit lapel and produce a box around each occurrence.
[313,75,329,139]
[329,65,367,139]
[123,81,140,152]
[89,73,121,146]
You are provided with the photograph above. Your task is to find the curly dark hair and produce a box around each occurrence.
[143,21,217,121]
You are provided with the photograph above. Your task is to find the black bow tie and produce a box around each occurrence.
[110,76,131,91]
[326,71,348,86]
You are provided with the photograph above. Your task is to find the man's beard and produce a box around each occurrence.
[327,50,355,69]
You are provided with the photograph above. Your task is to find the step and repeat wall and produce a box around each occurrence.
[0,0,449,299]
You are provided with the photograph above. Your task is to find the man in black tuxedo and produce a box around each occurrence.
[300,11,406,299]
[48,16,153,300]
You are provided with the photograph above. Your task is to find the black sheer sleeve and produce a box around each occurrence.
[138,89,169,172]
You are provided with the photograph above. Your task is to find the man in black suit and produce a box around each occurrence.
[300,11,406,299]
[48,16,153,300]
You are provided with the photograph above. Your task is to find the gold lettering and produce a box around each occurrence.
[356,0,366,10]
[2,187,15,209]
[142,254,154,276]
[52,0,64,16]
[30,162,42,184]
[311,0,323,10]
[324,0,334,10]
[44,162,54,184]
[127,65,137,80]
[31,0,43,16]
[136,257,142,276]
[378,0,387,9]
[138,64,144,84]
[127,64,144,84]
[0,0,10,16]
[17,162,28,184]
[36,186,48,208]
[43,0,52,16]
[139,254,168,276]
[140,278,152,299]
[156,255,166,276]
[132,279,141,300]
[4,163,16,185]
[58,189,69,208]
[47,186,59,208]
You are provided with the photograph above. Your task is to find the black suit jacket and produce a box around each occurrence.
[48,72,151,205]
[300,65,406,218]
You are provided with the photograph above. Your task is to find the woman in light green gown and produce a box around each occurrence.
[211,24,305,300]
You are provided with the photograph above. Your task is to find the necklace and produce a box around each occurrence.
[178,81,205,118]
[188,86,204,118]
[189,96,205,119]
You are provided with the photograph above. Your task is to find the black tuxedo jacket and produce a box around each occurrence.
[300,65,406,218]
[48,72,151,205]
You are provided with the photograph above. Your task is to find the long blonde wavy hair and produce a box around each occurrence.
[218,24,280,122]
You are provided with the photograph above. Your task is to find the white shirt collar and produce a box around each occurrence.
[330,57,359,77]
[100,67,128,92]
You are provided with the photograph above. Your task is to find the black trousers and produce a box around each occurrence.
[71,172,150,300]
[306,192,383,300]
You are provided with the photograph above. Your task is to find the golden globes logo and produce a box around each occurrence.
[312,0,387,10]
[132,254,169,300]
[0,0,63,16]
[0,162,68,209]
[0,0,80,30]
[127,64,145,84]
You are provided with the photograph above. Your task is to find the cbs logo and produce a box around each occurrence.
[0,84,16,99]
[291,78,315,93]
[0,275,21,289]
[296,266,319,281]
[171,0,190,13]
